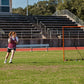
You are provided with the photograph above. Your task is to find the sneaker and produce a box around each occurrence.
[4,60,7,64]
[9,61,13,63]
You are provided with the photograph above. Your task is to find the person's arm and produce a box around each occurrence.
[15,37,19,44]
[8,38,11,43]
[14,41,18,44]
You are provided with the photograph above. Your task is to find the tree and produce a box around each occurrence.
[12,7,25,15]
[12,0,84,21]
[57,0,84,21]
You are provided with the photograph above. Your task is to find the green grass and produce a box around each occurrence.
[0,51,84,84]
[65,50,84,60]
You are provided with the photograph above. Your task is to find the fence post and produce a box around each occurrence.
[37,19,38,25]
[50,31,52,39]
[31,28,32,39]
[69,32,70,39]
[30,47,33,52]
[78,32,79,46]
[46,47,48,52]
[21,32,22,39]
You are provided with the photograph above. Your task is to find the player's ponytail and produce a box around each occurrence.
[8,31,13,37]
[12,32,16,35]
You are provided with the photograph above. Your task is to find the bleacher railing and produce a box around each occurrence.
[53,9,84,26]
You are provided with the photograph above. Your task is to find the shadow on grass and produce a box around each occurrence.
[14,61,63,65]
[65,59,84,61]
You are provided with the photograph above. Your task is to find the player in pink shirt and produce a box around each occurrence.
[4,32,19,63]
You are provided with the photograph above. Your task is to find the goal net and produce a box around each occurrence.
[62,26,84,61]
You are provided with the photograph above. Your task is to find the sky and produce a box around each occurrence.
[12,0,48,8]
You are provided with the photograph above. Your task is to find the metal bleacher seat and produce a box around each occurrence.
[0,15,41,39]
[35,16,84,38]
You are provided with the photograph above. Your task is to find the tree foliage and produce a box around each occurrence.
[13,0,57,16]
[57,0,84,21]
[12,0,84,21]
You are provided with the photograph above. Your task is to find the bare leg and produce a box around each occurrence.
[4,52,10,63]
[9,50,15,63]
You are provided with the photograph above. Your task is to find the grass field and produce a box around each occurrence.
[0,51,84,84]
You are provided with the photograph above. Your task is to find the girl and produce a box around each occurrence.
[4,32,19,63]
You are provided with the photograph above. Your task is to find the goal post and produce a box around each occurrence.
[62,26,84,61]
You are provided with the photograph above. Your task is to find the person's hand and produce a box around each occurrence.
[14,41,18,44]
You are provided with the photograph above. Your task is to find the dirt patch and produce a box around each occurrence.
[0,65,59,71]
[0,65,84,71]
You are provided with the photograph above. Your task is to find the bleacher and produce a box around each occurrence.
[0,15,84,47]
[35,16,84,38]
[0,15,84,39]
[0,15,41,39]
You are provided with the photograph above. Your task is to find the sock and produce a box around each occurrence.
[4,59,7,63]
[9,58,12,62]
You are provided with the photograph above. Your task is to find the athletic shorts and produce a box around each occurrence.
[7,48,16,53]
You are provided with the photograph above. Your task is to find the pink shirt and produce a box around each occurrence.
[8,37,18,49]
